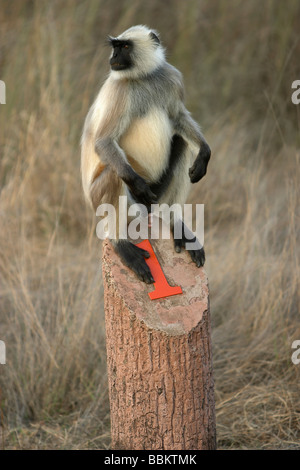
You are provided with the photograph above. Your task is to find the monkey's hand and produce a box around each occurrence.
[189,142,211,183]
[124,172,158,208]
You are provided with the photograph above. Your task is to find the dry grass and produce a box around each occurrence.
[0,0,299,449]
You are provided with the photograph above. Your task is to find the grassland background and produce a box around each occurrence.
[0,0,299,449]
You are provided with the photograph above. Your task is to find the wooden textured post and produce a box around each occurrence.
[102,238,216,450]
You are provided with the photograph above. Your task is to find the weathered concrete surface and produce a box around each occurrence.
[102,238,216,450]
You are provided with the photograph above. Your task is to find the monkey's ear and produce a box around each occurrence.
[149,31,160,45]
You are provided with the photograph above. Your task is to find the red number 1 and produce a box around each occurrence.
[136,240,183,300]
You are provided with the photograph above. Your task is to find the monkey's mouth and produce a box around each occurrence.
[110,62,127,71]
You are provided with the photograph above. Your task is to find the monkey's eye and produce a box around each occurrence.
[123,44,129,49]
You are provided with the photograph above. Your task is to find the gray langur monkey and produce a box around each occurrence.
[81,25,211,284]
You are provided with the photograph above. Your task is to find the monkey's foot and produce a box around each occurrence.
[114,240,155,284]
[173,237,205,268]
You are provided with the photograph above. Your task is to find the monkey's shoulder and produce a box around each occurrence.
[128,63,184,116]
[163,62,184,84]
[150,63,184,97]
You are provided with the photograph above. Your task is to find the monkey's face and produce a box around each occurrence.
[107,27,165,79]
[109,39,133,71]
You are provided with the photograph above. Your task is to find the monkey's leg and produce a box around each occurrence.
[112,240,155,284]
[90,168,154,283]
[172,220,205,268]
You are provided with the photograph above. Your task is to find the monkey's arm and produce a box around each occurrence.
[173,106,211,183]
[95,137,157,207]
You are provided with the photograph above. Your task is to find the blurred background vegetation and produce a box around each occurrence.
[0,0,299,449]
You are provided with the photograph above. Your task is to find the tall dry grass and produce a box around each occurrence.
[0,0,299,449]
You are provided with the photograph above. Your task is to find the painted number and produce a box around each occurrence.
[137,239,182,300]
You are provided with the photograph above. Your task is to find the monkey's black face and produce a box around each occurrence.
[109,39,133,71]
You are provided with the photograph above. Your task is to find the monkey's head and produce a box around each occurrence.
[108,25,165,79]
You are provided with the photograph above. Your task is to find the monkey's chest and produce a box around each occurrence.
[119,109,172,182]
